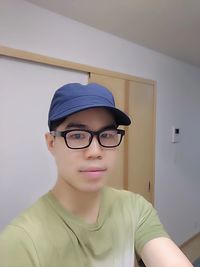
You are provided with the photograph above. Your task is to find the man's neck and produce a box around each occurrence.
[51,178,103,224]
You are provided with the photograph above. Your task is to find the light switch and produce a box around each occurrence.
[172,127,180,143]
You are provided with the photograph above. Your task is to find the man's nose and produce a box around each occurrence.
[84,136,103,159]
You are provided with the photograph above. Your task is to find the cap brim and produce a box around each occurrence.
[49,104,131,128]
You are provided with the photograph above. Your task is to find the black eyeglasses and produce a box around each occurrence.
[50,128,125,149]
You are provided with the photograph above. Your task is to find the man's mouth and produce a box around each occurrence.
[79,167,107,180]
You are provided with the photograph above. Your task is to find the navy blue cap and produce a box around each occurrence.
[48,83,131,129]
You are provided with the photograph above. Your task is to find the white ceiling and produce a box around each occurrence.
[26,0,200,68]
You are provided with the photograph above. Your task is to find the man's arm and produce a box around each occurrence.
[140,237,193,267]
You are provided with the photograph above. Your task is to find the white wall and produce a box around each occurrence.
[1,0,200,244]
[0,57,88,228]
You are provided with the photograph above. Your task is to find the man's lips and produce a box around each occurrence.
[79,167,107,179]
[80,167,107,172]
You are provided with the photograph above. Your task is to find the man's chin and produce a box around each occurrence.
[79,180,106,193]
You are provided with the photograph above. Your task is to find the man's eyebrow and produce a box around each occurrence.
[65,123,87,129]
[65,123,117,130]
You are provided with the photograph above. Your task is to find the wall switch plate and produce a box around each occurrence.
[172,127,180,143]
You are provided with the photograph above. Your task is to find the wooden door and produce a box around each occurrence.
[89,73,127,189]
[88,73,155,203]
[128,81,155,203]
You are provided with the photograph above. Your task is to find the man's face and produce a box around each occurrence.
[46,108,119,193]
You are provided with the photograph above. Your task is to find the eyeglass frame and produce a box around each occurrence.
[50,128,125,149]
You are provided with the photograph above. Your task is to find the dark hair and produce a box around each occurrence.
[49,117,66,131]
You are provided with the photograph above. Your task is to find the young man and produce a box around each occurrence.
[0,83,192,267]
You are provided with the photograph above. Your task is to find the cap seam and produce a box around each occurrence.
[50,104,113,120]
[54,94,114,105]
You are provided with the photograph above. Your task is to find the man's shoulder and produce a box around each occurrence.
[0,193,53,238]
[0,193,64,267]
[105,187,147,209]
[106,186,143,200]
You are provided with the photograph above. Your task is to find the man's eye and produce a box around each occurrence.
[101,133,109,138]
[101,131,116,139]
[68,133,86,140]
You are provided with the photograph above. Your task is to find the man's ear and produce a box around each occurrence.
[45,132,55,155]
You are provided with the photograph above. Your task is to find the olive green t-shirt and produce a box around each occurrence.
[0,187,169,267]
